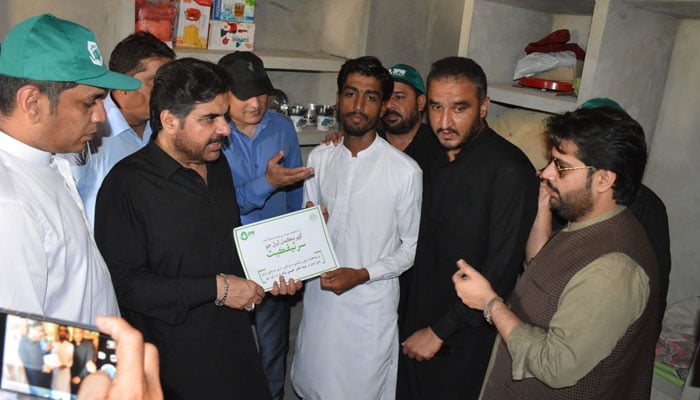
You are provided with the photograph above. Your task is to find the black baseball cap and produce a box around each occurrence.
[217,51,273,100]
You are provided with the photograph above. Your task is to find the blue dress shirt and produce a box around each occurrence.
[223,110,304,224]
[75,94,152,229]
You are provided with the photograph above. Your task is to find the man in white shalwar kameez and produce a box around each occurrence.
[291,56,422,400]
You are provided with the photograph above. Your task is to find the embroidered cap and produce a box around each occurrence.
[388,63,425,94]
[0,14,140,90]
[217,51,274,100]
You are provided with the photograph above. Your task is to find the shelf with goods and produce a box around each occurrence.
[458,0,700,139]
[458,0,595,114]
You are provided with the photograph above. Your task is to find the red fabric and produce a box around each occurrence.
[525,29,586,60]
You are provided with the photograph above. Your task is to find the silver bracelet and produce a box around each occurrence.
[483,296,504,325]
[215,273,229,307]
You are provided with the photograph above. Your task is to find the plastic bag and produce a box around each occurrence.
[513,51,577,80]
[136,0,177,43]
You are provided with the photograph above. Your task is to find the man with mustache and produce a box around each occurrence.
[453,107,659,399]
[94,58,300,399]
[525,98,672,326]
[0,14,135,325]
[397,57,539,399]
[67,31,175,229]
[291,56,422,400]
[379,64,439,170]
[216,51,313,400]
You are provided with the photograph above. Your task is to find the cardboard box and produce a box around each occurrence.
[533,60,584,82]
[174,0,211,49]
[213,0,255,22]
[208,21,255,51]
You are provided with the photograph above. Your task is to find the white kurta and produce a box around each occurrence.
[0,130,119,325]
[291,136,422,400]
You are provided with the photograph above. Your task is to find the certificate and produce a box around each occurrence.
[233,206,339,291]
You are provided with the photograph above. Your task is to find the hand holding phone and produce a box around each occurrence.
[0,309,117,399]
[77,316,162,400]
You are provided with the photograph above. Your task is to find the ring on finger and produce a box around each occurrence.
[244,303,255,312]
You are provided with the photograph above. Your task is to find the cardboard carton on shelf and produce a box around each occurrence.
[533,60,584,82]
[213,0,255,22]
[207,21,255,51]
[174,0,211,49]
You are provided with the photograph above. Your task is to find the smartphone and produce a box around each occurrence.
[0,308,117,400]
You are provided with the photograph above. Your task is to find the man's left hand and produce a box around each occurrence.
[401,327,443,362]
[320,267,369,295]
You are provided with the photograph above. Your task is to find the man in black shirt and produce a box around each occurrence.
[95,58,299,400]
[379,64,439,170]
[397,57,539,399]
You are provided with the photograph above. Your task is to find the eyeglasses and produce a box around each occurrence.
[548,157,596,177]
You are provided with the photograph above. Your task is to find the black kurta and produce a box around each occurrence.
[398,126,539,400]
[95,141,270,400]
[379,122,439,171]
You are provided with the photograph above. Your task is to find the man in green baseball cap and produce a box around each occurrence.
[382,63,438,169]
[0,14,139,333]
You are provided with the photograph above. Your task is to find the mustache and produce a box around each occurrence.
[436,127,459,136]
[344,111,368,121]
[207,135,227,145]
[383,110,402,118]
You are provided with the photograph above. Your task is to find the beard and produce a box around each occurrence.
[436,116,483,151]
[174,129,226,163]
[548,177,594,221]
[340,110,381,137]
[382,108,420,135]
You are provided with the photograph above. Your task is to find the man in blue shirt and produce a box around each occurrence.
[218,51,314,400]
[71,31,175,228]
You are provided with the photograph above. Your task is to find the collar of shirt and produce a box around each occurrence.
[340,133,383,159]
[103,93,153,142]
[0,129,52,166]
[143,140,212,181]
[564,204,627,232]
[229,109,273,140]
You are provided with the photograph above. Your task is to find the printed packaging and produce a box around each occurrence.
[174,0,211,49]
[207,20,255,51]
[213,0,255,22]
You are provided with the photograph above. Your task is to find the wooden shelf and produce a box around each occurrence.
[488,83,578,114]
[174,48,347,72]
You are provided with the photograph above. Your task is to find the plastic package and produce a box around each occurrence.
[135,0,177,43]
[513,51,577,80]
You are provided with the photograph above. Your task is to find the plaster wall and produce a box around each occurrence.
[645,19,700,306]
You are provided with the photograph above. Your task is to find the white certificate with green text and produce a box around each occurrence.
[233,206,339,291]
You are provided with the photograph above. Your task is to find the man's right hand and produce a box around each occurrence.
[305,201,328,223]
[265,150,314,189]
[77,316,162,400]
[220,274,265,311]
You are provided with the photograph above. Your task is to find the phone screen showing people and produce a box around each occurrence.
[0,309,116,399]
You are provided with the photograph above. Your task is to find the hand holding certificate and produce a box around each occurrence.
[233,206,339,292]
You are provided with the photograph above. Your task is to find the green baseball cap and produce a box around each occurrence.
[579,97,627,114]
[388,63,425,94]
[0,14,140,90]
